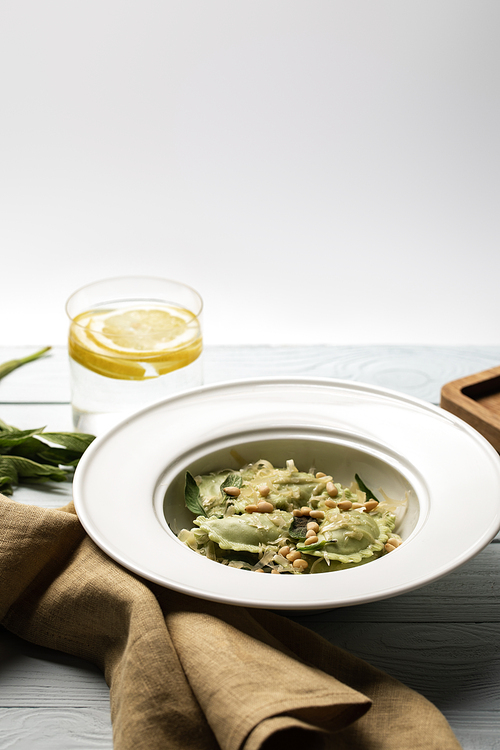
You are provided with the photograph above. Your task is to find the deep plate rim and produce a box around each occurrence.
[73,376,500,610]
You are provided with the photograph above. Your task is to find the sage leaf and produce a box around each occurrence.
[0,347,51,381]
[184,471,207,517]
[355,474,378,503]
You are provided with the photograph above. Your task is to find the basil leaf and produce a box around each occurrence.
[355,474,378,503]
[0,352,95,495]
[0,455,66,487]
[0,427,46,450]
[40,432,95,453]
[0,456,19,495]
[36,447,84,468]
[7,436,51,461]
[288,515,309,540]
[0,347,51,381]
[8,455,67,482]
[220,473,243,493]
[184,472,207,516]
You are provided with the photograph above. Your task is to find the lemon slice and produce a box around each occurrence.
[69,305,202,380]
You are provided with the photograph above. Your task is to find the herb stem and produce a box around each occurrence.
[0,347,52,381]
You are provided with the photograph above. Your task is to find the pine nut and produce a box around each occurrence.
[245,504,259,513]
[337,500,352,511]
[271,568,280,574]
[293,559,308,570]
[352,502,364,509]
[305,535,318,545]
[387,537,402,547]
[309,510,325,519]
[364,500,378,512]
[293,509,303,517]
[326,482,338,498]
[384,543,396,552]
[286,550,302,562]
[315,472,326,478]
[279,545,291,557]
[224,486,241,496]
[255,568,265,572]
[305,529,317,538]
[257,501,274,513]
[258,483,270,497]
[325,499,337,508]
[300,506,311,516]
[306,521,320,532]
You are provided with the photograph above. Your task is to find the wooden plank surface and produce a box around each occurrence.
[0,707,113,750]
[0,629,110,707]
[1,345,500,750]
[1,344,500,405]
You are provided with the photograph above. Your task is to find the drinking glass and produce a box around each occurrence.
[66,276,203,434]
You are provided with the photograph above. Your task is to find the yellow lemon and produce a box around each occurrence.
[68,305,202,380]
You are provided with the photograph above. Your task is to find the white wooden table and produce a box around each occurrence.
[1,344,500,749]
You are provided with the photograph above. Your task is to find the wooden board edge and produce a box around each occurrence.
[440,366,500,453]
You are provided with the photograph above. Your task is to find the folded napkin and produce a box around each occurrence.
[0,495,461,750]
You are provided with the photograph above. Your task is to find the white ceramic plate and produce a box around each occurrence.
[73,378,500,610]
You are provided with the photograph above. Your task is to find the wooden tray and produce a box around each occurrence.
[440,365,500,453]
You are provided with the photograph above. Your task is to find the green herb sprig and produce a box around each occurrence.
[184,471,207,516]
[219,473,243,494]
[289,515,309,540]
[0,346,51,380]
[0,347,95,495]
[0,418,95,495]
[355,473,379,503]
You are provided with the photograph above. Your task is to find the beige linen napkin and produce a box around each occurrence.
[0,495,461,750]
